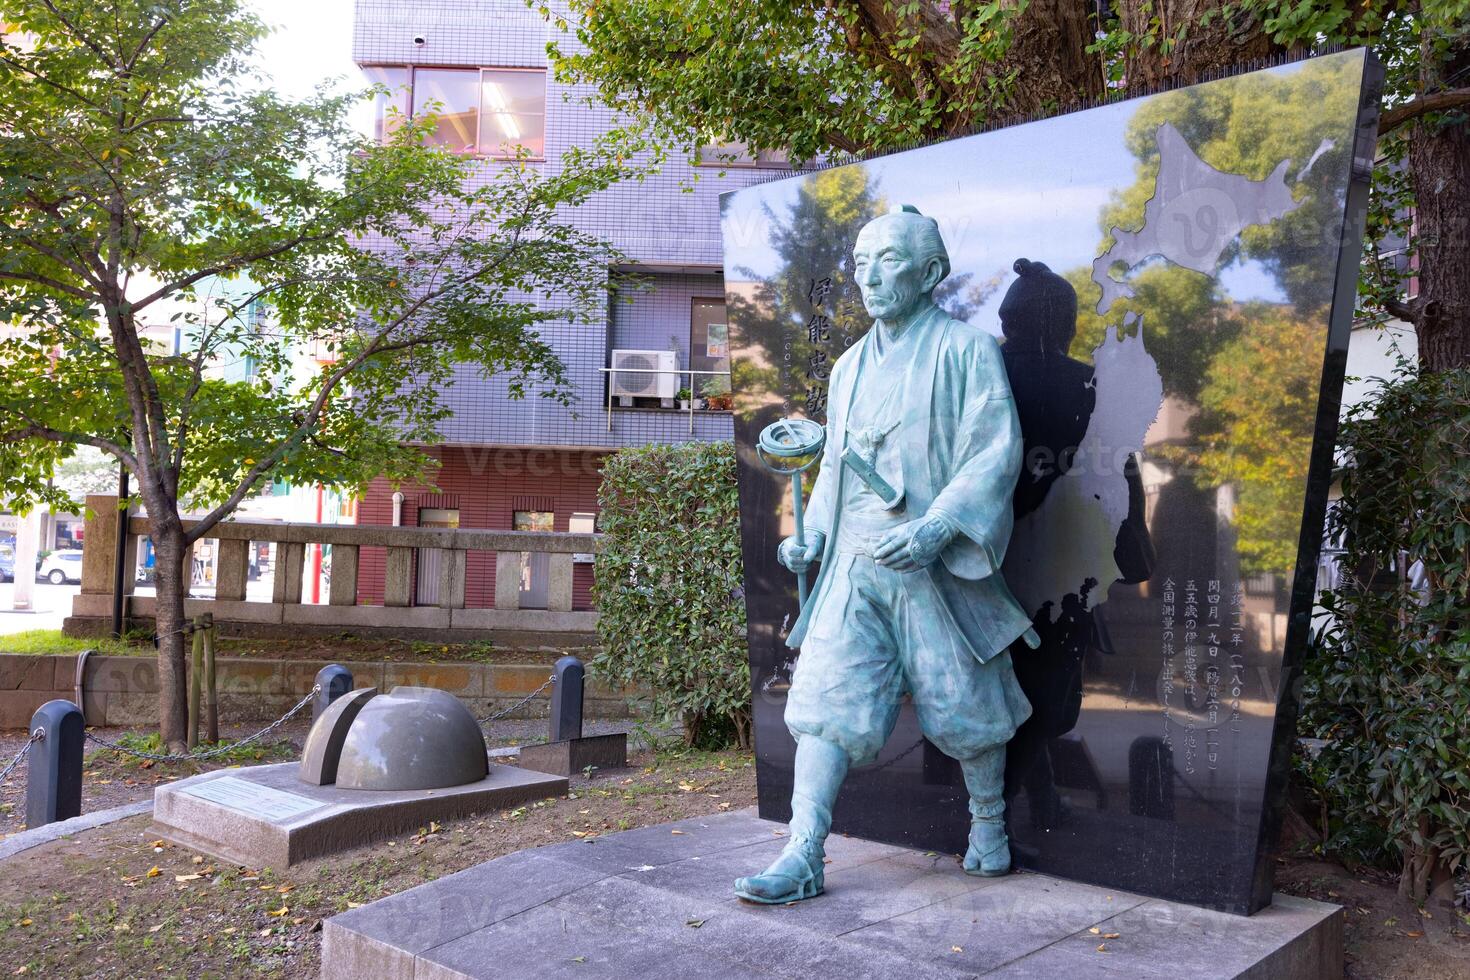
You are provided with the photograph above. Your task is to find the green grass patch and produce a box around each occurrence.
[0,630,149,656]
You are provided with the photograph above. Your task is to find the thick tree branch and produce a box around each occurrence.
[0,419,136,470]
[1379,88,1470,134]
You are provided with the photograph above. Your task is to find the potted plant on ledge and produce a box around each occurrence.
[701,377,733,411]
[676,386,693,410]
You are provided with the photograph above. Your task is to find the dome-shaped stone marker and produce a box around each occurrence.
[299,687,378,786]
[334,687,489,791]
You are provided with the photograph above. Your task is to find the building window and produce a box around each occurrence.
[364,65,409,143]
[691,298,730,394]
[362,65,545,159]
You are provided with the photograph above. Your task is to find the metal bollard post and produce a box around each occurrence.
[312,665,353,722]
[549,656,584,743]
[26,699,84,829]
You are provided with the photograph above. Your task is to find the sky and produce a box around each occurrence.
[244,0,367,130]
[720,94,1291,337]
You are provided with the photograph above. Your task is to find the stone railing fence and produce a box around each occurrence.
[64,495,605,645]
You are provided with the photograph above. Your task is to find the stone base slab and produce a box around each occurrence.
[517,733,628,777]
[152,762,567,870]
[321,808,1342,980]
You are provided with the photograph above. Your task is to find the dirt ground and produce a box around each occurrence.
[1276,856,1470,978]
[0,747,756,979]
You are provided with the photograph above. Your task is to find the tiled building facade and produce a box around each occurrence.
[351,0,779,610]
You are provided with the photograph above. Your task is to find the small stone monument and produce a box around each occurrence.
[153,684,566,869]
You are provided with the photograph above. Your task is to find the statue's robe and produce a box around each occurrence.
[789,303,1037,663]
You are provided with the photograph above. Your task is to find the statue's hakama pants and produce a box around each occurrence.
[785,520,1033,769]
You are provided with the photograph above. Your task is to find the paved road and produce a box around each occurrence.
[0,578,280,635]
[0,580,80,634]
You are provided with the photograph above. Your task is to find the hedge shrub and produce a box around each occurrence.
[1298,366,1470,902]
[592,441,750,749]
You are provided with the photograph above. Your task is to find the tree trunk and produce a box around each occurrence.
[1409,32,1470,373]
[1120,0,1280,95]
[150,519,191,753]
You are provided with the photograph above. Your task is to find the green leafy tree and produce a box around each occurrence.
[593,442,750,749]
[1300,366,1470,902]
[0,1,631,749]
[1096,53,1365,311]
[1066,263,1242,402]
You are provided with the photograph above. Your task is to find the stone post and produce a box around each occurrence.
[549,656,584,742]
[25,699,84,828]
[313,665,354,722]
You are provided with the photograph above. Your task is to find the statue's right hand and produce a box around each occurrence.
[778,532,824,574]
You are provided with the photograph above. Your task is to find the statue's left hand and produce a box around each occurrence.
[873,514,956,572]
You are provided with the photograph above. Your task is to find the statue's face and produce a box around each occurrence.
[853,218,934,321]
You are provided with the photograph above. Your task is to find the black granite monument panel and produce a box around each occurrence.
[722,50,1382,915]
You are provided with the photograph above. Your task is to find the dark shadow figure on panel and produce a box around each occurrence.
[996,258,1155,836]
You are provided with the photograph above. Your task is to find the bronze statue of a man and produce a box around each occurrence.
[735,206,1038,905]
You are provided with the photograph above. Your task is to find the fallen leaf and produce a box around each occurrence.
[174,874,202,883]
[148,923,166,933]
[18,919,31,928]
[276,885,293,894]
[267,906,290,917]
[346,902,363,909]
[223,928,236,935]
[686,918,705,928]
[571,956,587,963]
[146,867,161,878]
[149,840,165,848]
[950,946,963,953]
[1102,933,1120,940]
[258,928,272,938]
[1088,927,1101,935]
[1405,931,1424,938]
[1096,944,1108,953]
[670,830,685,835]
[191,856,203,865]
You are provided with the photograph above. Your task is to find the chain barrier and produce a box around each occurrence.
[479,674,555,726]
[0,731,40,784]
[84,685,320,763]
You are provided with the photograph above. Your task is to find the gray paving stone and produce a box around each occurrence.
[982,892,1343,980]
[840,869,1149,974]
[420,894,768,980]
[321,850,609,980]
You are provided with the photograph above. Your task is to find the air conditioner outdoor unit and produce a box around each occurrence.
[610,349,678,401]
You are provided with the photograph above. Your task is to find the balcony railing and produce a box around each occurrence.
[600,367,732,434]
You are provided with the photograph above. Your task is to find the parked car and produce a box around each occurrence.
[0,545,13,583]
[37,549,84,584]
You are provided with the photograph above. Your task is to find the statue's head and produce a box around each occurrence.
[852,205,950,322]
[998,258,1078,354]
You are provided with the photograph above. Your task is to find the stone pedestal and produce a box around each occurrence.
[322,808,1342,980]
[152,762,566,869]
[518,733,628,777]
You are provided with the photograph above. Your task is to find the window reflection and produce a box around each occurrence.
[361,65,546,158]
[479,70,545,158]
[363,65,408,143]
[412,68,480,154]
